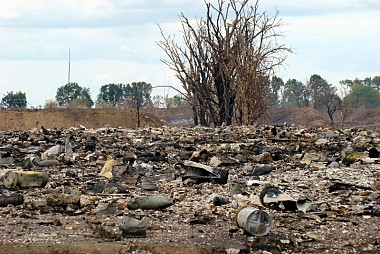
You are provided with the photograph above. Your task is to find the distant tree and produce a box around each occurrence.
[372,76,380,91]
[96,83,130,107]
[322,87,342,124]
[144,98,155,108]
[166,95,189,108]
[339,84,353,129]
[118,97,135,109]
[281,79,307,108]
[303,74,342,122]
[348,84,380,108]
[340,76,380,92]
[339,79,355,89]
[130,82,152,108]
[268,76,284,107]
[44,99,58,109]
[1,91,27,108]
[56,82,94,108]
[307,74,330,110]
[130,82,152,127]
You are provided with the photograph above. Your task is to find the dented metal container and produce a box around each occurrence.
[3,171,49,189]
[235,205,273,236]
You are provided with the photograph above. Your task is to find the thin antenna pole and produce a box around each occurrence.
[66,49,71,108]
[68,49,71,84]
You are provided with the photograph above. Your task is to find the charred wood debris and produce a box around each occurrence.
[0,124,379,253]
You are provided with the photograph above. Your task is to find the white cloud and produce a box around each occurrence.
[279,7,380,85]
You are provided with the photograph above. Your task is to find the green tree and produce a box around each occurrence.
[339,79,356,91]
[307,74,331,110]
[96,83,130,107]
[130,82,152,127]
[348,84,380,108]
[268,76,284,107]
[281,79,307,108]
[340,76,380,92]
[56,82,93,108]
[167,95,189,108]
[372,76,380,91]
[1,91,27,108]
[304,74,342,122]
[130,82,152,109]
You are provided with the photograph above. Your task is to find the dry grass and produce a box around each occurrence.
[0,108,165,131]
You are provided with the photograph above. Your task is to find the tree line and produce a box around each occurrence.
[268,75,380,124]
[0,81,188,110]
[2,75,378,111]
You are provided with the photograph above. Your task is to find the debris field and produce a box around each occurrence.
[0,124,379,253]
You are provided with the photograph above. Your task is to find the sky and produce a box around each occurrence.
[0,0,379,108]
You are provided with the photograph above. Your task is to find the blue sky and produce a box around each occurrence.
[1,0,379,107]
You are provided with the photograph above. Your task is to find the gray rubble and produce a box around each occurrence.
[0,125,379,253]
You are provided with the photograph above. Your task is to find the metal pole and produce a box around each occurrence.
[67,49,71,107]
[68,49,71,84]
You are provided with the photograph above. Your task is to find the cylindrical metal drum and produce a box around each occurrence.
[3,171,49,189]
[236,205,273,236]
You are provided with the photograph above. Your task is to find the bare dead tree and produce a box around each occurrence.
[324,92,342,125]
[339,84,353,129]
[157,0,290,126]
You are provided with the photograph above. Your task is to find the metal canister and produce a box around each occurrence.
[235,205,273,236]
[0,193,24,207]
[3,171,49,189]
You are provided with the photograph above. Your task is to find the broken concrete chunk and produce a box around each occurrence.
[96,200,117,215]
[251,152,272,163]
[315,138,329,145]
[41,145,61,160]
[46,193,80,208]
[38,159,59,167]
[120,214,147,238]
